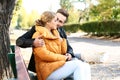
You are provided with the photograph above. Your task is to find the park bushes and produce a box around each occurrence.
[64,20,120,37]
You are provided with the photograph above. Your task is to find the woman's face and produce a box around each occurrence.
[47,16,58,30]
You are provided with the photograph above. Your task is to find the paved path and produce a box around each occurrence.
[67,34,120,80]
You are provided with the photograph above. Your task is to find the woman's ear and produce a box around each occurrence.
[46,22,50,25]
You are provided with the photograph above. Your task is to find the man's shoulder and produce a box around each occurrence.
[58,27,64,31]
[31,25,35,30]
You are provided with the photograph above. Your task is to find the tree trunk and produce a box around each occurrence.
[0,0,16,80]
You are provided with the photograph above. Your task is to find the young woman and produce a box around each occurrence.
[32,11,91,80]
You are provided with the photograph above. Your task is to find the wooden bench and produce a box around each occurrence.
[8,45,32,80]
[8,45,73,80]
[15,46,31,80]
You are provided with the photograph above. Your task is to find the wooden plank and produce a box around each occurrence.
[15,46,30,80]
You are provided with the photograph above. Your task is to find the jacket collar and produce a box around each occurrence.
[35,26,60,39]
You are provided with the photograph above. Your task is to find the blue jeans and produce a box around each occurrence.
[47,58,91,80]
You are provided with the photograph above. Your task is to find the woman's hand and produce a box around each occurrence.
[65,53,72,61]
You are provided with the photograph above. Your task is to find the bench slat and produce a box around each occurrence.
[15,46,31,80]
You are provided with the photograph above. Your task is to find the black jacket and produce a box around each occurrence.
[16,26,75,72]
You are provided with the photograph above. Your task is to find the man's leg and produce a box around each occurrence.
[74,53,85,62]
[28,71,38,80]
[28,53,36,72]
[64,76,73,80]
[64,54,89,80]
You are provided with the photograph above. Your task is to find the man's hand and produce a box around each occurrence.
[33,36,44,47]
[65,53,72,61]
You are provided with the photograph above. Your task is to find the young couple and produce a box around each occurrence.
[16,9,91,80]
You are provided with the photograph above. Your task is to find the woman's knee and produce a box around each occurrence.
[76,60,91,69]
[83,63,91,69]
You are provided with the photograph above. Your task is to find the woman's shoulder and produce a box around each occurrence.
[35,26,46,31]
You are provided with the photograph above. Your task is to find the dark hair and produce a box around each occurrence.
[57,9,69,18]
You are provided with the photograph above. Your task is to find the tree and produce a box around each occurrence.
[60,0,73,10]
[0,0,16,79]
[89,0,120,21]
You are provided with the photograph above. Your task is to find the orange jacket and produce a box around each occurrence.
[32,26,67,80]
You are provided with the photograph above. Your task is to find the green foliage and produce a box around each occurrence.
[67,9,80,23]
[11,6,40,29]
[11,0,40,29]
[27,10,40,28]
[15,0,22,11]
[89,0,120,21]
[112,7,120,20]
[18,9,40,29]
[63,23,80,33]
[80,21,120,36]
[11,0,120,30]
[60,0,90,23]
[64,21,120,36]
[19,8,29,29]
[60,0,73,10]
[11,0,23,28]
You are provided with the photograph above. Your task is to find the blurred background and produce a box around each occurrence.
[10,0,120,44]
[8,0,120,80]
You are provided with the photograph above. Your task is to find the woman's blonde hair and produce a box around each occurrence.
[36,11,56,26]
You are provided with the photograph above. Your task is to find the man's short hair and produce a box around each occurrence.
[57,9,69,18]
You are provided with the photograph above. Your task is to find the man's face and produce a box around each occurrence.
[56,13,67,28]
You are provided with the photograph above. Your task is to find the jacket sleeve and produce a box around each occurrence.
[32,32,67,62]
[58,27,75,57]
[33,46,67,62]
[16,26,36,48]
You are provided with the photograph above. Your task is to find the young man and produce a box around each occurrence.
[16,9,90,80]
